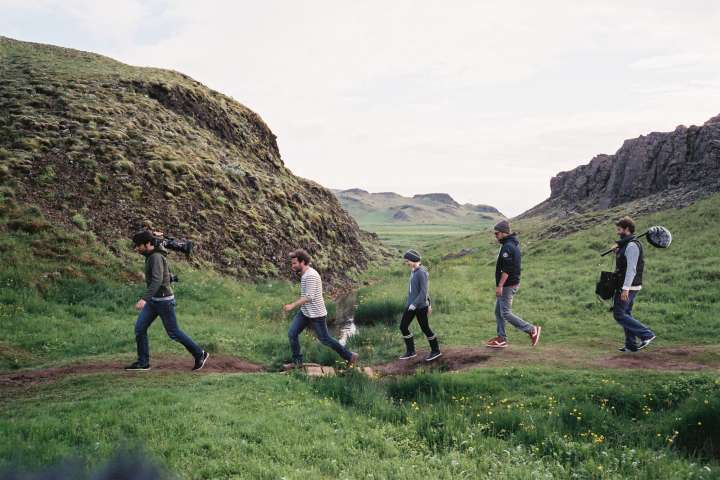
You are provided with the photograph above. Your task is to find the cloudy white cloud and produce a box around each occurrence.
[2,0,720,215]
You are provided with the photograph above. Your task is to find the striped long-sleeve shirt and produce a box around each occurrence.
[300,267,327,318]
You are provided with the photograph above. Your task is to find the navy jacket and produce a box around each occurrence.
[495,234,521,287]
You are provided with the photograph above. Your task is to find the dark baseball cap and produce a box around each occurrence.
[131,230,154,247]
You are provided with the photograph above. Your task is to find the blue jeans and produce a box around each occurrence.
[288,311,352,364]
[134,298,203,365]
[613,291,654,348]
[495,286,534,338]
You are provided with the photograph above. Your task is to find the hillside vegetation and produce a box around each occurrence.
[0,36,386,285]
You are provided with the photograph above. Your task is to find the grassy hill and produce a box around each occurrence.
[1,188,719,477]
[0,36,386,285]
[333,189,504,250]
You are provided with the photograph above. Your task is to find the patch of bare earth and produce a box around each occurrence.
[596,346,720,371]
[0,354,264,387]
[374,347,495,375]
[373,345,720,376]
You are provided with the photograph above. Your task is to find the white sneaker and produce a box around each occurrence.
[637,335,656,350]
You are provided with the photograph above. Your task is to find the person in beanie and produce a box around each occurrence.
[612,217,656,352]
[399,249,441,362]
[125,230,209,371]
[486,221,542,348]
[283,249,359,368]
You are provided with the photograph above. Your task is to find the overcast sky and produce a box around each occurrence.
[3,1,720,215]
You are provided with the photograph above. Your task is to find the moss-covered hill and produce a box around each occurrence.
[0,36,386,284]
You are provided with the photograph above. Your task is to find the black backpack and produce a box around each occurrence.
[595,271,619,300]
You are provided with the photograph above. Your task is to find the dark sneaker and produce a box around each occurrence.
[638,335,656,350]
[348,352,359,366]
[618,346,638,353]
[399,351,417,360]
[192,351,210,371]
[425,351,442,362]
[530,326,542,347]
[486,337,508,348]
[125,362,150,371]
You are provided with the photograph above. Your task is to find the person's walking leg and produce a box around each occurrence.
[500,287,534,334]
[134,303,157,366]
[312,317,353,361]
[416,308,440,357]
[399,308,416,356]
[158,300,204,359]
[614,292,654,341]
[612,292,627,346]
[495,298,506,339]
[623,328,638,350]
[288,311,309,365]
[626,292,655,348]
[486,299,509,347]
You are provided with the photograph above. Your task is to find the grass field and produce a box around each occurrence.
[2,195,720,478]
[359,222,492,252]
[1,369,718,479]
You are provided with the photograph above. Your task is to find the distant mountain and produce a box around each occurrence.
[521,114,720,219]
[332,189,504,225]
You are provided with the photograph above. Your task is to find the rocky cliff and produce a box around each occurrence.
[521,114,720,218]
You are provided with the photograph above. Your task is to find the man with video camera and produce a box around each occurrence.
[125,230,209,371]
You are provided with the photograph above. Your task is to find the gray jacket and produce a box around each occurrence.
[142,248,173,301]
[406,265,430,309]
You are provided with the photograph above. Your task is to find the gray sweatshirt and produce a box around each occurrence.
[406,265,430,309]
[622,242,641,291]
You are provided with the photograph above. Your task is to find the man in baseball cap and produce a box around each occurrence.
[486,221,541,349]
[126,230,209,371]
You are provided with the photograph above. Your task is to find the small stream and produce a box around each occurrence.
[330,290,359,346]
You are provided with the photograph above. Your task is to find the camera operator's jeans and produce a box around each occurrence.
[613,291,654,348]
[288,311,352,364]
[134,298,203,365]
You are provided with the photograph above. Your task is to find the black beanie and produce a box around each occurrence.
[403,249,421,262]
[494,220,511,234]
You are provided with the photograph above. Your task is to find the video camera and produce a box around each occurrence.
[152,234,193,258]
[132,230,194,258]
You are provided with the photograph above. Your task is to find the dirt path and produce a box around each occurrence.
[0,354,264,387]
[1,345,718,387]
[373,345,720,375]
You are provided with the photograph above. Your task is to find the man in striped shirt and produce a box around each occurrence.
[283,249,359,368]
